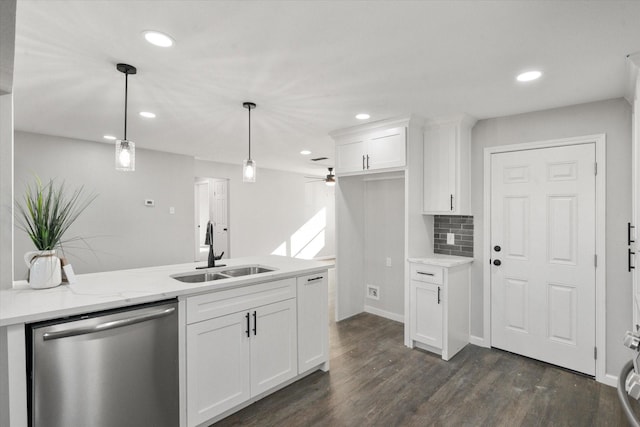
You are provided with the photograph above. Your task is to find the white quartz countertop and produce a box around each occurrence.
[408,255,474,268]
[0,255,333,327]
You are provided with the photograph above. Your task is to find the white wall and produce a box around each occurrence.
[13,131,196,278]
[194,159,335,260]
[364,177,405,318]
[12,131,336,279]
[470,98,633,377]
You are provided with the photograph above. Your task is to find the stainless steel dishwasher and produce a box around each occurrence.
[27,299,179,427]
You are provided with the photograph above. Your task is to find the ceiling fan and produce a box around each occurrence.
[305,167,335,186]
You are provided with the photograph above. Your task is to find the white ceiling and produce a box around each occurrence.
[12,1,640,175]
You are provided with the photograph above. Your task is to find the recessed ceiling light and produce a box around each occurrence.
[516,70,542,82]
[143,30,174,47]
[139,111,156,118]
[300,150,312,155]
[355,113,370,120]
[103,135,116,140]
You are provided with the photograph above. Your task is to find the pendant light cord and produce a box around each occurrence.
[124,73,128,141]
[248,106,251,159]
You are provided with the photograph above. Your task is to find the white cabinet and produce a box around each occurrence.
[297,273,329,373]
[410,281,442,349]
[186,311,251,425]
[423,115,476,215]
[184,272,328,426]
[335,127,406,175]
[409,261,470,361]
[185,279,298,426]
[250,299,298,396]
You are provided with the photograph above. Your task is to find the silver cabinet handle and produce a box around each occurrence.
[417,271,435,276]
[366,155,370,169]
[42,307,176,341]
[362,155,365,170]
[306,276,324,283]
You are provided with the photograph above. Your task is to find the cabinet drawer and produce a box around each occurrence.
[410,264,443,285]
[186,278,296,324]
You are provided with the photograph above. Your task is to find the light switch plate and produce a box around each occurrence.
[386,257,392,267]
[447,233,455,245]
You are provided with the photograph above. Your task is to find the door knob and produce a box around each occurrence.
[494,245,501,252]
[493,259,502,266]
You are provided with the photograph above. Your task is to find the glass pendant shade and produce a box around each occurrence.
[243,158,256,182]
[116,139,135,171]
[325,179,335,187]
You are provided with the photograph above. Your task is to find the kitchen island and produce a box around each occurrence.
[1,255,332,427]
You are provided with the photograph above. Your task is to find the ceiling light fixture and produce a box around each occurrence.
[355,113,370,120]
[115,63,137,172]
[139,111,156,118]
[103,135,116,140]
[242,102,257,183]
[300,150,312,155]
[516,70,542,82]
[143,30,174,47]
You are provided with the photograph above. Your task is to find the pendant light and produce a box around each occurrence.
[115,63,137,171]
[242,102,257,183]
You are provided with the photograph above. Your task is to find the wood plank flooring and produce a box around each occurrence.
[215,275,635,426]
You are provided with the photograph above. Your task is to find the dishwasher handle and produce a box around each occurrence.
[42,307,176,341]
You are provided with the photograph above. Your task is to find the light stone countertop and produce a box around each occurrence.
[408,254,474,268]
[0,255,333,327]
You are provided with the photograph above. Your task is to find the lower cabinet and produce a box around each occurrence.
[184,273,327,427]
[410,281,443,349]
[296,273,329,373]
[409,261,470,361]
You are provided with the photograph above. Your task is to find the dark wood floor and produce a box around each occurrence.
[215,278,635,426]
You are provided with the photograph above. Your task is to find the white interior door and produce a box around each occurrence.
[195,181,210,261]
[490,143,596,375]
[212,179,229,259]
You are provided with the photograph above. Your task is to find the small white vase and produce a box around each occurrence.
[24,250,62,289]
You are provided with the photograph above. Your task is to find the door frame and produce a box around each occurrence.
[482,134,608,384]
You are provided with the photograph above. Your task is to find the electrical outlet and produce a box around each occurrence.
[386,257,392,267]
[169,207,175,214]
[366,284,380,300]
[447,233,455,245]
[144,199,155,207]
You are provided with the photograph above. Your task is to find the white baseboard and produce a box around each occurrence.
[469,335,489,348]
[364,305,404,323]
[601,373,618,388]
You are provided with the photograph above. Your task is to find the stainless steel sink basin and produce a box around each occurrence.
[171,265,276,283]
[172,272,230,283]
[219,266,275,277]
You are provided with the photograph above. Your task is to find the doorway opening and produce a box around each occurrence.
[194,177,230,262]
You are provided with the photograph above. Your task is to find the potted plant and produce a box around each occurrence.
[15,177,96,289]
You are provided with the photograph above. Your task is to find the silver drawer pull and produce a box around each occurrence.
[417,272,435,276]
[307,276,324,283]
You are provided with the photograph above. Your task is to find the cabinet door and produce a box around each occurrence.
[186,312,251,426]
[367,127,406,170]
[423,124,456,213]
[410,281,443,349]
[250,299,298,397]
[336,139,366,174]
[297,273,328,373]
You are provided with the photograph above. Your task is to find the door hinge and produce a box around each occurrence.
[594,254,597,267]
[594,346,597,360]
[594,162,597,175]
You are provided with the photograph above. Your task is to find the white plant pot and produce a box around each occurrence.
[24,250,62,289]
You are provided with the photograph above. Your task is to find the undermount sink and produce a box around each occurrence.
[219,266,275,277]
[172,272,230,283]
[171,265,276,284]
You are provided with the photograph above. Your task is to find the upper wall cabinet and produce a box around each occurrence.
[423,115,476,215]
[334,126,406,175]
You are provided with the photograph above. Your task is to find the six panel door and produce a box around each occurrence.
[490,143,596,375]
